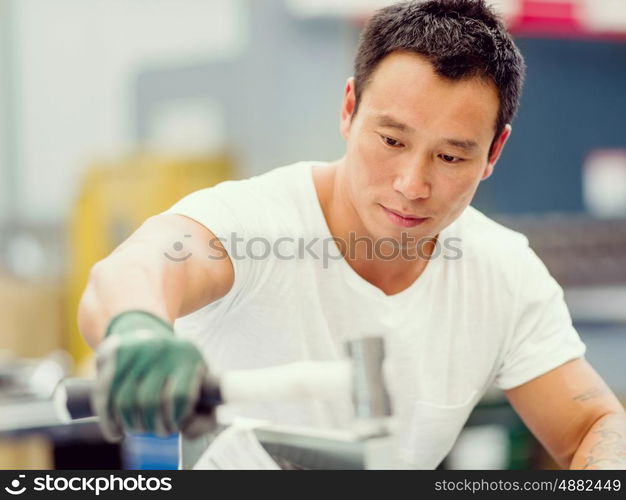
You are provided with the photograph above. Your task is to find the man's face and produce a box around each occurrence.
[339,51,510,244]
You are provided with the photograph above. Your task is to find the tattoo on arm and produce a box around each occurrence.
[582,414,626,469]
[572,386,608,401]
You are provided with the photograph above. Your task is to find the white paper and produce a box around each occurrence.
[192,419,281,470]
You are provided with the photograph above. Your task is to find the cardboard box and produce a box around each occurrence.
[0,273,65,358]
[0,435,53,469]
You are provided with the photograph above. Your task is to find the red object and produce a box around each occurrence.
[508,0,584,37]
[352,0,626,42]
[509,0,626,41]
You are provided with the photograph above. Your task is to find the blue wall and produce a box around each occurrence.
[474,37,626,214]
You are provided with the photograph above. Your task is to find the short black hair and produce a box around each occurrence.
[353,0,526,154]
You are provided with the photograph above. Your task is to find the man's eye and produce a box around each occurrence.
[380,135,403,148]
[439,154,463,164]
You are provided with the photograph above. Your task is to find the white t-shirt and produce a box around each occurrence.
[163,160,586,468]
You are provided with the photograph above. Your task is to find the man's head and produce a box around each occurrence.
[338,0,525,245]
[353,0,525,156]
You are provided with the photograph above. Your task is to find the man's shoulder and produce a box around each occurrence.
[205,160,323,233]
[457,205,529,248]
[164,160,320,226]
[210,160,317,201]
[450,206,531,273]
[241,160,318,185]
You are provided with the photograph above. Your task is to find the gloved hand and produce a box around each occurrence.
[92,310,215,442]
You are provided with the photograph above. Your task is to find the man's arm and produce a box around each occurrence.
[77,213,235,440]
[570,412,626,469]
[505,358,626,469]
[78,213,234,347]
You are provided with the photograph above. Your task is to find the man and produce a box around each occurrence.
[79,0,626,469]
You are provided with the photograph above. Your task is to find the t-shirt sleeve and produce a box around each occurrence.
[493,243,586,390]
[159,178,264,313]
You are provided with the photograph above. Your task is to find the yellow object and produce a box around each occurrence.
[66,153,235,365]
[0,435,53,470]
[0,273,65,357]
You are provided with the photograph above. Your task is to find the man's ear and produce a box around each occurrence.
[481,124,512,180]
[340,77,357,140]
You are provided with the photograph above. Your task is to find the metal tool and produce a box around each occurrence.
[0,350,77,434]
[54,337,392,430]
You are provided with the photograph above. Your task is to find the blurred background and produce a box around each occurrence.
[0,0,625,470]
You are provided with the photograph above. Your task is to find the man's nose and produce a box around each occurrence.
[392,160,431,200]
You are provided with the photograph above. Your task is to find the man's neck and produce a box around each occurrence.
[312,159,437,295]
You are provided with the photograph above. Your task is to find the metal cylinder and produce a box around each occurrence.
[345,337,392,419]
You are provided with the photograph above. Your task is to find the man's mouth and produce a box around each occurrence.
[380,204,429,228]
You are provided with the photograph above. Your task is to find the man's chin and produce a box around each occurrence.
[374,228,433,247]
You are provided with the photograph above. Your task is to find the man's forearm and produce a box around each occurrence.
[570,412,626,469]
[78,254,182,349]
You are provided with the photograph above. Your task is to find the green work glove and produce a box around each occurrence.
[92,310,215,442]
